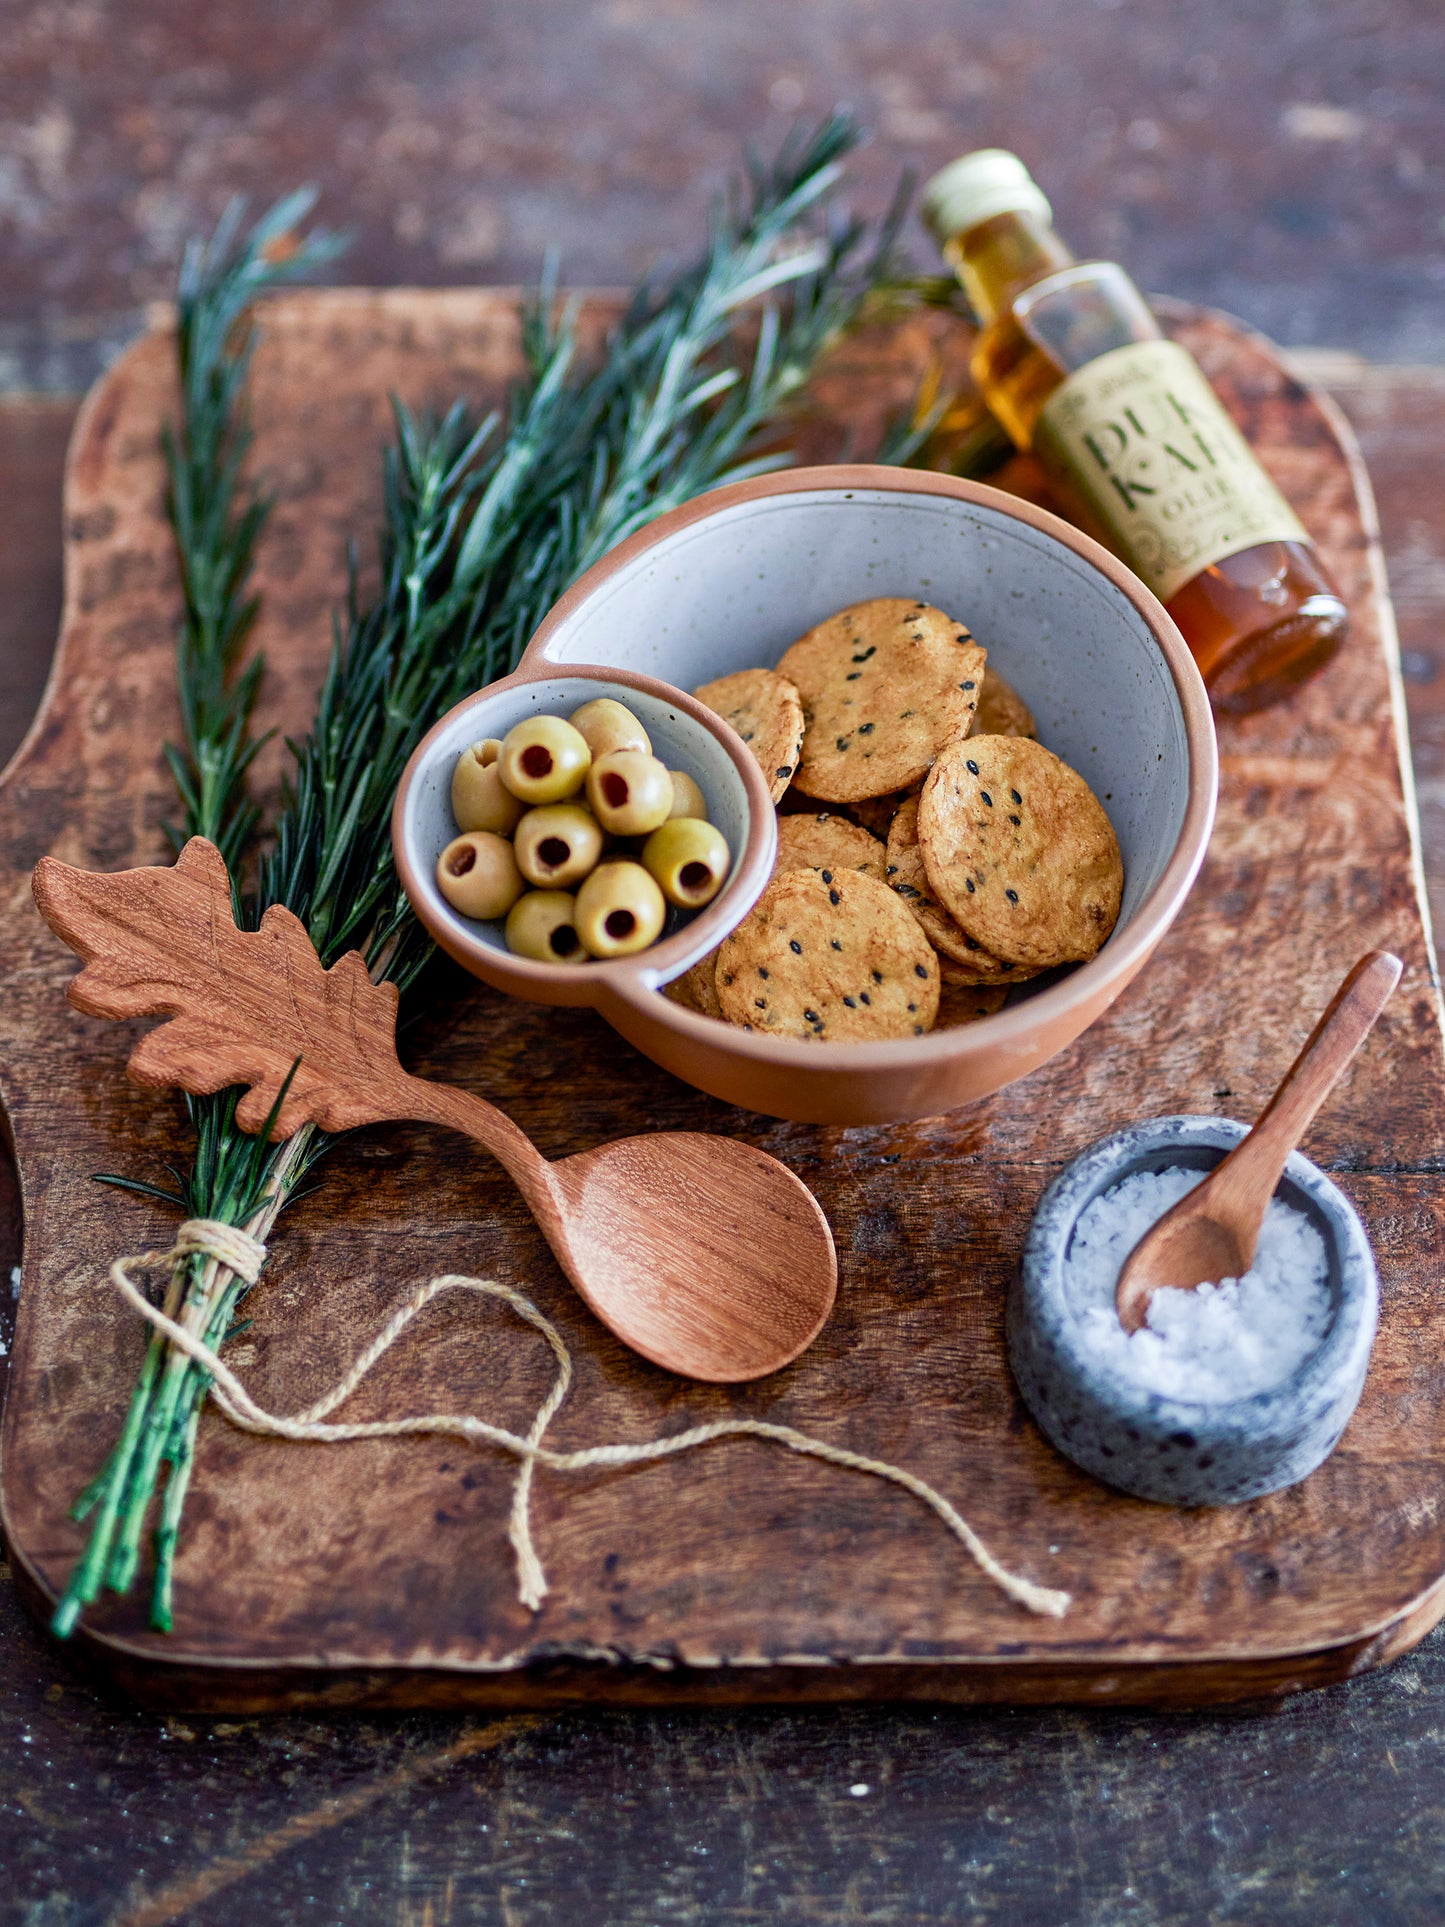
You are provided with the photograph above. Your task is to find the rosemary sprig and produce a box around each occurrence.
[162,189,347,884]
[58,116,912,1637]
[53,195,343,1638]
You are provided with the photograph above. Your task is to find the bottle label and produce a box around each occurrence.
[1034,338,1308,605]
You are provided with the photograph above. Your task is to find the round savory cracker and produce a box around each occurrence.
[918,736,1123,970]
[970,667,1036,740]
[844,786,914,841]
[885,793,1032,983]
[778,597,985,803]
[775,810,886,882]
[940,956,1010,988]
[663,948,723,1020]
[935,980,1009,1028]
[694,668,805,803]
[716,867,939,1042]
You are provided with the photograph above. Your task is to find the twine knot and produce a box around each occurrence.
[175,1218,267,1285]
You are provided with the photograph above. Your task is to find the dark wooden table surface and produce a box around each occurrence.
[2,3,1444,1920]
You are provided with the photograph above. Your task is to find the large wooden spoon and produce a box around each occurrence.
[401,1081,835,1380]
[32,837,836,1383]
[1114,951,1401,1334]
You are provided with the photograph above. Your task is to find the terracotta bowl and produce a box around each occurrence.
[393,465,1217,1124]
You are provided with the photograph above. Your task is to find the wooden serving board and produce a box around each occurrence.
[3,290,1443,1712]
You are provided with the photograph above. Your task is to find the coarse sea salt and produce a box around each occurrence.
[1062,1165,1332,1403]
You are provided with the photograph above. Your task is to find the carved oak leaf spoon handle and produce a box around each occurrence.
[32,837,837,1383]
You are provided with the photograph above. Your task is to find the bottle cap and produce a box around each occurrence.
[920,149,1052,244]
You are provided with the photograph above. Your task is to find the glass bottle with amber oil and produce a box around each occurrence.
[921,150,1348,715]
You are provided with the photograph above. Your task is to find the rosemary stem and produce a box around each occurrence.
[52,1220,228,1630]
[107,1128,314,1598]
[50,1343,166,1636]
[68,1341,160,1524]
[69,1447,120,1524]
[149,1250,261,1626]
[105,1254,222,1592]
[150,1403,200,1635]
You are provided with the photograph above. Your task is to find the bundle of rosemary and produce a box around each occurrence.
[57,116,922,1638]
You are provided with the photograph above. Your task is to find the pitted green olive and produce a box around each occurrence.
[451,740,525,835]
[665,769,708,822]
[505,890,584,963]
[436,832,524,921]
[498,715,591,804]
[585,749,674,835]
[569,697,651,761]
[513,803,603,888]
[641,817,730,908]
[575,860,667,958]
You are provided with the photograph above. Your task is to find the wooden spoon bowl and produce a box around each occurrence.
[401,1076,835,1380]
[546,1132,835,1379]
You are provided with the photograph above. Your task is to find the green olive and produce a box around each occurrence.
[505,890,584,964]
[435,832,524,921]
[641,817,731,909]
[665,769,709,822]
[513,802,604,888]
[451,740,525,835]
[575,860,666,958]
[498,715,591,804]
[569,696,651,761]
[585,748,674,835]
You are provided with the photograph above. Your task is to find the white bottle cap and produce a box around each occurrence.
[920,149,1053,245]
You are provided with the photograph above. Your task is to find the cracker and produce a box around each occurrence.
[775,811,886,882]
[778,597,985,803]
[971,667,1036,740]
[716,867,940,1042]
[844,786,914,841]
[694,668,805,803]
[940,957,990,987]
[918,736,1123,970]
[663,949,722,1020]
[936,980,1009,1028]
[885,794,1032,983]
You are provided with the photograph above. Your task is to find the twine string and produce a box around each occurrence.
[113,1220,1070,1620]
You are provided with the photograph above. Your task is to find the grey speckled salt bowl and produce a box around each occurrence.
[1008,1115,1379,1506]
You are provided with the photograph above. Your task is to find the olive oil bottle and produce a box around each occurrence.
[922,150,1348,715]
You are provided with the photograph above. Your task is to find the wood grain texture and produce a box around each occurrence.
[1,291,1441,1712]
[1313,358,1445,957]
[32,832,837,1381]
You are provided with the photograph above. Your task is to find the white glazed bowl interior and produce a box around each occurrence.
[400,674,755,973]
[535,484,1191,958]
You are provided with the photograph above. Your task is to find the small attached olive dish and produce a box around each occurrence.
[393,465,1218,1121]
[1008,1115,1380,1506]
[393,668,776,1010]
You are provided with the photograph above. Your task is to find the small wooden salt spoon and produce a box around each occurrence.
[1114,950,1401,1334]
[33,837,837,1383]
